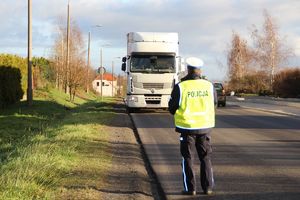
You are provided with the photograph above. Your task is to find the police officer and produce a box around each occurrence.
[168,57,216,196]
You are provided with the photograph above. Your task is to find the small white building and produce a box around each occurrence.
[92,73,118,96]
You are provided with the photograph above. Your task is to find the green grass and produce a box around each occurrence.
[0,88,116,199]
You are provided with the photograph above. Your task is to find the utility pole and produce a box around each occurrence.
[99,44,110,100]
[111,61,114,97]
[60,35,64,90]
[66,0,70,94]
[100,48,103,100]
[86,31,91,93]
[27,0,33,106]
[86,25,101,94]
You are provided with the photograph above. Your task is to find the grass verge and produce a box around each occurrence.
[0,88,116,199]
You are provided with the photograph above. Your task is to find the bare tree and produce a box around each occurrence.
[227,31,253,91]
[52,30,65,91]
[69,59,85,101]
[251,10,293,90]
[51,19,90,101]
[68,24,86,101]
[51,17,67,92]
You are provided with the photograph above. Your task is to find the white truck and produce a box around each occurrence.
[121,32,184,112]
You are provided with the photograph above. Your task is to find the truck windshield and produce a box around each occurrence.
[130,55,175,73]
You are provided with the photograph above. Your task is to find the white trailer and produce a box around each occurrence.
[121,32,183,111]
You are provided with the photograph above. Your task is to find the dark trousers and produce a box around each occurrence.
[180,132,214,192]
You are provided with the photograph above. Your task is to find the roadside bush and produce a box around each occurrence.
[228,71,269,95]
[273,68,300,98]
[0,66,24,108]
[0,54,27,92]
[32,57,53,89]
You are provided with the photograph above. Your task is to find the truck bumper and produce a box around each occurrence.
[126,94,169,108]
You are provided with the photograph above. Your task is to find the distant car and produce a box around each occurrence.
[213,82,226,107]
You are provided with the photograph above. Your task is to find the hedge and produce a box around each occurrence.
[273,68,300,98]
[0,66,24,108]
[0,54,27,92]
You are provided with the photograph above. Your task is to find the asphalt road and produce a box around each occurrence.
[131,105,300,200]
[227,101,300,116]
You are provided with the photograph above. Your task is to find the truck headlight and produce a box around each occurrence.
[129,96,138,102]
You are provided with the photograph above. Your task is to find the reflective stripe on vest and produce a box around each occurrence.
[174,79,215,130]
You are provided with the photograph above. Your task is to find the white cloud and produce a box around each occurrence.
[0,0,299,80]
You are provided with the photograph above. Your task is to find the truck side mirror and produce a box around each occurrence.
[122,57,127,62]
[176,56,185,72]
[121,63,126,71]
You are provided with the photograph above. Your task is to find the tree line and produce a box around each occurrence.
[0,20,98,104]
[0,54,52,107]
[0,16,128,106]
[227,10,299,97]
[0,54,52,94]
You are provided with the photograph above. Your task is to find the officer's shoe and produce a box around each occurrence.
[181,190,196,195]
[204,189,213,195]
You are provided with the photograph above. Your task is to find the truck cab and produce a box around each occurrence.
[122,32,182,111]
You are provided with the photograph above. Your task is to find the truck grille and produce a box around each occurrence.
[144,95,161,105]
[143,83,164,89]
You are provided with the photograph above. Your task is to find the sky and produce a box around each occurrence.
[0,0,299,81]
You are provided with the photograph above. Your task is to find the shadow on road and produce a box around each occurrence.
[164,191,300,200]
[141,142,300,200]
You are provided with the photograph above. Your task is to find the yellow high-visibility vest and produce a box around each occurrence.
[174,79,215,130]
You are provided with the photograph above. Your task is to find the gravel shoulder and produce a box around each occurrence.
[98,102,154,200]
